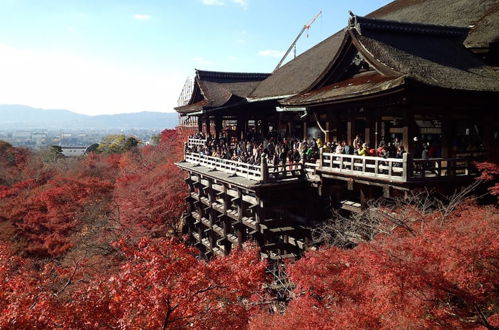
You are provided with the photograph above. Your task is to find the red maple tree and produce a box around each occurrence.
[251,201,498,329]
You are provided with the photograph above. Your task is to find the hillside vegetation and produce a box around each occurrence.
[0,130,497,329]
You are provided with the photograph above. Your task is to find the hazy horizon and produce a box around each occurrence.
[0,0,391,116]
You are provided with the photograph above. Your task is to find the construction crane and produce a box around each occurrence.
[273,10,322,72]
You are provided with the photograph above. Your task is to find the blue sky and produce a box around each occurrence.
[0,0,392,115]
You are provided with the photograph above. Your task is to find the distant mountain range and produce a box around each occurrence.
[0,105,178,130]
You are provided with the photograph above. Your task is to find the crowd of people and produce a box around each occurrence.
[186,132,435,167]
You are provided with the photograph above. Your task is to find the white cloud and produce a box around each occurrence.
[230,0,248,8]
[200,0,224,6]
[192,56,213,66]
[258,49,285,58]
[0,43,185,115]
[133,14,151,21]
[200,0,248,8]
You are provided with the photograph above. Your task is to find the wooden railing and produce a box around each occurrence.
[320,152,406,182]
[187,138,207,147]
[318,150,480,182]
[411,158,479,178]
[184,152,304,182]
[184,141,480,184]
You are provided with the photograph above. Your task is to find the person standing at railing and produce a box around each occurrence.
[396,145,406,158]
[358,143,369,156]
[335,141,344,154]
[343,142,353,155]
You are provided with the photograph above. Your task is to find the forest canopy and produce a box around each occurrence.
[0,130,497,329]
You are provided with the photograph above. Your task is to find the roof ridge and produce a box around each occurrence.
[196,69,270,81]
[349,14,470,38]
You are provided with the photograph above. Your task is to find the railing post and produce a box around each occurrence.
[261,157,269,183]
[183,142,187,158]
[402,153,413,182]
[319,148,324,167]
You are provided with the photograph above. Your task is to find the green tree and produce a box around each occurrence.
[124,136,140,151]
[97,135,126,154]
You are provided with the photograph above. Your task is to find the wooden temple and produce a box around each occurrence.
[175,0,499,259]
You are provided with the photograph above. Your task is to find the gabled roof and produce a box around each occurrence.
[175,70,269,114]
[367,0,499,48]
[282,15,499,107]
[352,16,499,92]
[249,0,499,100]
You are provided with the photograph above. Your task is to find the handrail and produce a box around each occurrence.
[187,138,207,147]
[320,152,406,182]
[184,141,480,184]
[318,151,479,182]
[184,152,304,182]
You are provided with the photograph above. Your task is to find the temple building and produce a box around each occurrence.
[174,0,499,259]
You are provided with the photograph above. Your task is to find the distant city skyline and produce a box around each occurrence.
[0,0,391,115]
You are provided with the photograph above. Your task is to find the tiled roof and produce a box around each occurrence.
[250,0,499,100]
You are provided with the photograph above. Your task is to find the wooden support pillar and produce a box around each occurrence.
[222,217,231,255]
[254,198,263,232]
[237,188,244,222]
[365,112,375,147]
[402,108,421,158]
[262,119,269,137]
[303,121,308,140]
[197,116,203,133]
[360,185,368,210]
[205,117,211,136]
[243,116,248,140]
[335,115,344,142]
[221,184,228,215]
[287,122,292,137]
[236,116,243,140]
[380,121,386,142]
[441,118,452,158]
[347,120,355,146]
[402,108,417,154]
[206,178,214,204]
[236,224,244,249]
[214,115,222,139]
[325,121,332,143]
[208,209,215,252]
[364,125,371,146]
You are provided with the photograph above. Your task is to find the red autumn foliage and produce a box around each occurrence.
[114,128,194,238]
[475,161,499,196]
[251,201,499,329]
[0,152,116,257]
[2,131,499,329]
[0,239,266,329]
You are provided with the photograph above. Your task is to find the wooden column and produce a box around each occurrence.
[336,115,345,142]
[441,117,452,158]
[205,117,211,136]
[402,108,417,153]
[236,116,243,140]
[347,120,355,145]
[262,119,269,137]
[214,115,222,139]
[365,111,375,147]
[197,116,203,133]
[243,116,248,139]
[325,121,332,143]
[303,121,308,140]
